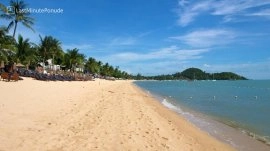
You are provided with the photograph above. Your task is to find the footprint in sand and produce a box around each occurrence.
[162,137,169,140]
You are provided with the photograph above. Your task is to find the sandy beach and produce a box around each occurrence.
[0,78,235,151]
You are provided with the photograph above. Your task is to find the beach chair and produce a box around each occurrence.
[10,73,19,81]
[1,72,9,81]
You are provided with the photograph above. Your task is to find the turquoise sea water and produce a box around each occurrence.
[135,80,270,150]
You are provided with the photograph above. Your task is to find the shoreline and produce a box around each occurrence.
[133,81,270,151]
[1,78,235,150]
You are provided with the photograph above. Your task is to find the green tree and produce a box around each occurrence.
[48,37,62,65]
[77,53,86,72]
[15,34,30,63]
[85,57,99,74]
[108,65,114,76]
[0,27,16,63]
[181,68,208,80]
[113,66,121,78]
[64,48,84,72]
[0,3,9,24]
[100,62,110,76]
[39,35,62,65]
[15,34,37,69]
[1,0,34,38]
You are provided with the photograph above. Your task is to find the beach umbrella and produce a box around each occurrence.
[16,63,25,67]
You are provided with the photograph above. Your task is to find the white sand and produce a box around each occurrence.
[0,78,235,151]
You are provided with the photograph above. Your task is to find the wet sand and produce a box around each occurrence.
[0,78,235,151]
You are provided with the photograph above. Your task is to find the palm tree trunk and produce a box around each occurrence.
[27,60,30,70]
[52,54,54,65]
[52,54,55,71]
[12,21,18,38]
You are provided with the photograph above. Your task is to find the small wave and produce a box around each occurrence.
[245,131,270,146]
[161,98,182,113]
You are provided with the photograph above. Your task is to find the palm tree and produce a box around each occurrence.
[0,3,10,23]
[97,60,103,74]
[77,53,86,72]
[113,66,121,78]
[0,47,8,63]
[39,35,62,65]
[16,34,30,62]
[15,34,37,69]
[48,38,62,65]
[0,3,14,63]
[0,27,16,63]
[38,35,49,62]
[2,0,34,38]
[64,48,84,72]
[85,57,99,74]
[101,63,110,76]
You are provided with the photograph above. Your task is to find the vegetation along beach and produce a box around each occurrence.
[1,0,270,151]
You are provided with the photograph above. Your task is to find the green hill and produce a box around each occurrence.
[133,67,247,80]
[174,68,247,80]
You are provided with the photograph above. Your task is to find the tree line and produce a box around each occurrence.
[0,0,130,79]
[133,68,247,80]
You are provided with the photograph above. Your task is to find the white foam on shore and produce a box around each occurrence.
[161,98,210,128]
[159,96,270,151]
[161,99,182,113]
[160,97,270,151]
[134,82,270,151]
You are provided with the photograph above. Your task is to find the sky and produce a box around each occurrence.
[1,0,270,79]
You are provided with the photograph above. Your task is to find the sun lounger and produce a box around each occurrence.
[10,73,19,81]
[1,72,19,82]
[1,72,9,81]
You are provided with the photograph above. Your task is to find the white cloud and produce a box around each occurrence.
[178,0,189,7]
[120,60,187,75]
[247,9,270,17]
[178,12,197,27]
[176,0,270,26]
[107,46,209,63]
[138,31,152,38]
[200,61,270,79]
[94,45,209,75]
[170,29,236,47]
[203,64,211,68]
[211,1,270,15]
[177,1,212,26]
[109,37,136,46]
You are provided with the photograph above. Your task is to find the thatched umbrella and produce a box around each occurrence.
[16,63,25,68]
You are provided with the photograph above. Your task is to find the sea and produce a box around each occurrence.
[134,80,270,151]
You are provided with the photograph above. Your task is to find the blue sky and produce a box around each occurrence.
[1,0,270,79]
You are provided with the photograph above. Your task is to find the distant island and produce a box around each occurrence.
[133,67,247,80]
